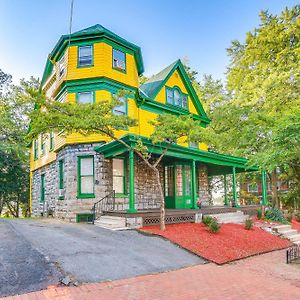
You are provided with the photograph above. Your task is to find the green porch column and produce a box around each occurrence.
[261,170,268,206]
[192,160,198,209]
[128,149,137,213]
[224,174,229,206]
[232,167,239,207]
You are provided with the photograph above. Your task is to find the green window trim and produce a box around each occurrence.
[112,48,127,73]
[58,159,64,200]
[77,155,95,199]
[76,91,96,104]
[113,157,128,197]
[40,174,45,203]
[34,139,38,160]
[50,132,54,151]
[77,45,94,68]
[165,86,189,110]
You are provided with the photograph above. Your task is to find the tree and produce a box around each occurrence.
[28,90,205,230]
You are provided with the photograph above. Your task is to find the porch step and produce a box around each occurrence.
[272,225,291,233]
[94,216,127,231]
[272,225,300,245]
[207,211,249,224]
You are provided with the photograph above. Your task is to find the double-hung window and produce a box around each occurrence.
[78,156,94,198]
[112,95,126,116]
[112,49,126,71]
[77,91,94,104]
[34,139,38,160]
[78,45,93,67]
[113,158,126,195]
[41,136,46,156]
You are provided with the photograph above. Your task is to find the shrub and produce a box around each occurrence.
[208,219,221,233]
[295,212,300,222]
[256,208,262,220]
[202,215,214,226]
[245,218,253,230]
[286,214,293,223]
[264,208,287,223]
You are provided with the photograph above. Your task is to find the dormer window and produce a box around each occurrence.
[78,45,93,67]
[113,49,126,72]
[165,87,188,110]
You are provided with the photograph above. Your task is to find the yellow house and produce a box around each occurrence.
[30,24,260,225]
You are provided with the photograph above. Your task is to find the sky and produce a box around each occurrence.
[0,0,298,84]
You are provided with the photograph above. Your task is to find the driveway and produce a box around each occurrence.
[0,219,204,297]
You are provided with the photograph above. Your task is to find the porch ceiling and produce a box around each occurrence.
[94,134,258,175]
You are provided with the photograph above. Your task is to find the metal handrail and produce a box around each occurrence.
[287,244,300,264]
[92,190,115,224]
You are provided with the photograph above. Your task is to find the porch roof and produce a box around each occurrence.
[94,134,258,176]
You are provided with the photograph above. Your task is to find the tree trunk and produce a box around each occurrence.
[271,169,279,208]
[155,169,165,230]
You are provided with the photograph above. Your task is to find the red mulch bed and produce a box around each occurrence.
[140,223,292,264]
[292,219,300,232]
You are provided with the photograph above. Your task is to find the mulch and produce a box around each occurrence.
[140,222,292,264]
[292,219,300,232]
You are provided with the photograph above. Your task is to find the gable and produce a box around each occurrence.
[140,60,209,123]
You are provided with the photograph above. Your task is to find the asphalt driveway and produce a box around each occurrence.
[0,218,205,297]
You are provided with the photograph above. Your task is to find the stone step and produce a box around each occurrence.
[288,234,300,242]
[94,216,126,230]
[93,222,128,231]
[208,212,249,224]
[209,211,244,218]
[279,229,298,237]
[272,225,291,233]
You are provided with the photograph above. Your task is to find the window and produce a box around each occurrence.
[59,160,64,190]
[59,56,65,77]
[40,174,45,203]
[113,158,126,195]
[112,49,126,71]
[112,95,127,116]
[78,45,93,67]
[57,92,67,103]
[164,166,174,197]
[50,132,54,151]
[34,139,38,160]
[248,183,258,193]
[41,136,46,156]
[165,87,188,109]
[77,91,94,104]
[189,141,198,149]
[78,156,94,198]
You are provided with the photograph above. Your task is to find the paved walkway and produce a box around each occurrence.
[3,250,300,300]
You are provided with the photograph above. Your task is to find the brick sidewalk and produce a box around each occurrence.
[3,250,300,300]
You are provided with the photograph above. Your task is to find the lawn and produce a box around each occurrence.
[141,223,292,264]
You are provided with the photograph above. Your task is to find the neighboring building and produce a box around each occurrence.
[30,24,260,223]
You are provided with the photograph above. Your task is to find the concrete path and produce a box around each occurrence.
[3,249,300,300]
[0,219,204,297]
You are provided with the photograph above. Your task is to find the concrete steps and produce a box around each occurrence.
[94,216,128,231]
[207,211,249,224]
[272,224,300,245]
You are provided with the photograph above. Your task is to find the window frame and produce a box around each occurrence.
[112,94,128,117]
[50,132,54,151]
[112,48,126,73]
[41,135,46,156]
[76,91,95,104]
[112,157,127,197]
[34,139,38,160]
[77,45,94,68]
[59,56,65,77]
[77,155,95,199]
[165,86,189,110]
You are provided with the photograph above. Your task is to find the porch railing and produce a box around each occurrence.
[92,190,115,224]
[286,244,300,264]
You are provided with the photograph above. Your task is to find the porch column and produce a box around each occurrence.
[232,167,239,207]
[224,174,229,206]
[261,170,268,206]
[128,149,137,213]
[192,160,198,209]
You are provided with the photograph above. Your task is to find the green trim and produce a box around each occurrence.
[77,44,94,68]
[224,174,229,206]
[128,149,136,212]
[40,174,45,203]
[50,132,54,151]
[34,139,38,160]
[77,155,95,199]
[112,48,127,74]
[41,58,54,87]
[76,91,96,103]
[232,167,239,207]
[59,159,64,190]
[262,170,268,206]
[41,136,45,156]
[192,160,197,209]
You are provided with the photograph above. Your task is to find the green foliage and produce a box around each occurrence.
[256,208,262,220]
[295,212,300,222]
[264,208,287,223]
[286,214,293,223]
[244,218,254,230]
[208,218,221,233]
[202,215,214,226]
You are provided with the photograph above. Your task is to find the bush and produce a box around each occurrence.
[264,208,287,223]
[208,219,221,233]
[202,215,214,226]
[286,214,293,223]
[245,218,253,230]
[295,212,300,222]
[257,208,262,220]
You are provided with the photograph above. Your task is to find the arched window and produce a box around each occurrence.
[165,86,188,109]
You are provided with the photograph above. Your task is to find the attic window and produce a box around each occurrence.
[113,49,126,72]
[78,45,93,67]
[165,87,188,110]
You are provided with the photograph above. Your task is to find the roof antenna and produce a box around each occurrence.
[68,0,74,46]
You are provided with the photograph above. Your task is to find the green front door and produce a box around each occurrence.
[164,163,193,209]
